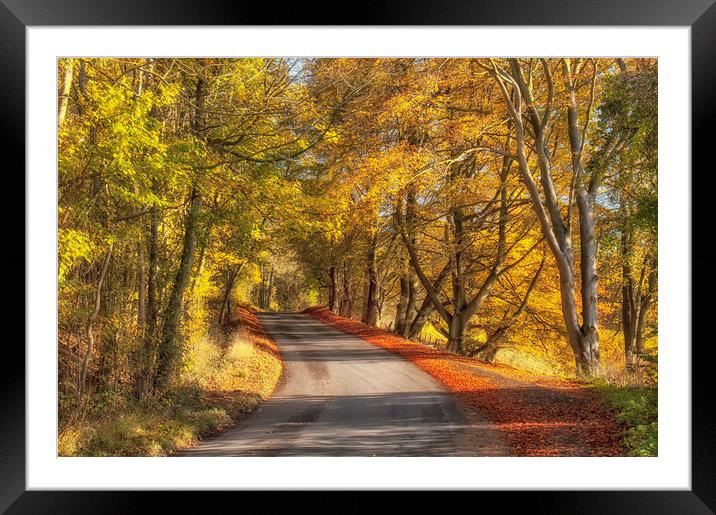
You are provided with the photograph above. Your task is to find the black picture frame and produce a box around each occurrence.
[4,1,714,512]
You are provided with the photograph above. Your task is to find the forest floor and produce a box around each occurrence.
[304,307,626,456]
[59,307,283,456]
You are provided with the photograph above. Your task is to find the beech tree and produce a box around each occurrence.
[486,58,606,375]
[592,60,658,368]
[58,56,658,422]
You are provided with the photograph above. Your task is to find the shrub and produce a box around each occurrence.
[58,311,282,456]
[596,384,657,456]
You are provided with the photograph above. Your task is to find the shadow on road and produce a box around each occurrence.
[177,391,502,456]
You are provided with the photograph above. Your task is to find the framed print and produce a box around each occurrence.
[5,0,715,512]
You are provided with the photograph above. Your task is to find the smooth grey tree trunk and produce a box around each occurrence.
[58,59,73,127]
[493,58,601,376]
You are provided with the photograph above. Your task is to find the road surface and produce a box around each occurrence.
[178,313,507,456]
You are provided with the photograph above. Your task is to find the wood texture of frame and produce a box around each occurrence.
[4,0,714,512]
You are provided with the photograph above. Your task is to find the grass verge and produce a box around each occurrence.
[594,384,657,456]
[58,307,282,456]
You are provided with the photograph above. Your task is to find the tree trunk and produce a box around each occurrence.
[498,59,601,376]
[328,265,337,311]
[154,187,202,390]
[376,283,386,325]
[394,274,409,334]
[363,236,379,326]
[58,59,73,127]
[135,199,159,398]
[79,243,113,398]
[576,190,600,373]
[402,278,418,337]
[259,264,265,309]
[407,263,450,339]
[555,259,593,375]
[447,312,466,354]
[137,241,146,331]
[621,196,657,369]
[339,261,352,317]
[155,73,208,390]
[403,189,418,336]
[447,207,467,353]
[408,301,435,339]
[219,266,240,325]
[266,266,274,309]
[189,237,207,293]
[636,267,657,355]
[621,206,638,367]
[569,79,600,374]
[146,191,159,336]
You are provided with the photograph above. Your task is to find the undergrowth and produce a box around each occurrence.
[58,308,282,456]
[594,384,657,457]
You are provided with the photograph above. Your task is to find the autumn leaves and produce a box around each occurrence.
[58,57,657,416]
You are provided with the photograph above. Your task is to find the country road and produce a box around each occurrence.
[177,313,507,456]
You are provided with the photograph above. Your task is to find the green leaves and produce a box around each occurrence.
[58,228,95,286]
[597,384,658,456]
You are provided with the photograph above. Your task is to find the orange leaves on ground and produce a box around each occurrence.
[305,307,623,457]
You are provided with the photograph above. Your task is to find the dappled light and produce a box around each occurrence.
[57,57,657,456]
[306,307,623,456]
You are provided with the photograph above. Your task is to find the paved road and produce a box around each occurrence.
[178,313,507,456]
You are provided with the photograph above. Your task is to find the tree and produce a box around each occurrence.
[486,58,607,375]
[592,60,658,368]
[57,56,659,424]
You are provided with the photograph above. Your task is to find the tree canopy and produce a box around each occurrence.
[58,57,658,410]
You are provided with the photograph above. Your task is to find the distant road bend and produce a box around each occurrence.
[178,312,506,456]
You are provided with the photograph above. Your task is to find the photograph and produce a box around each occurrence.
[56,56,659,458]
[2,0,712,505]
